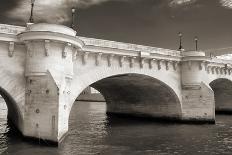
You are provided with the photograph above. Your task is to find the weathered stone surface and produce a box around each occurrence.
[0,23,232,144]
[92,74,181,119]
[181,82,215,122]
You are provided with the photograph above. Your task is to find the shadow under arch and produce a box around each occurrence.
[72,73,182,120]
[0,87,23,131]
[209,78,232,113]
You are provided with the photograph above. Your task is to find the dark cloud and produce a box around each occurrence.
[0,0,21,24]
[3,0,133,25]
[0,0,19,11]
[74,0,232,50]
[1,0,232,50]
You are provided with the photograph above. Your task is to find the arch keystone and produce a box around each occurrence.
[140,58,146,68]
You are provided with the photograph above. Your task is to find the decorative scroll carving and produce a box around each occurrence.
[96,53,102,66]
[119,56,126,67]
[173,61,178,70]
[140,58,146,68]
[157,60,161,70]
[229,69,232,75]
[204,62,208,71]
[199,61,204,70]
[63,43,71,58]
[107,54,114,67]
[8,42,14,57]
[207,66,210,74]
[215,67,219,74]
[165,61,169,70]
[72,48,78,60]
[130,57,136,68]
[211,67,215,74]
[44,40,50,56]
[220,68,224,74]
[224,68,227,75]
[82,52,89,65]
[149,59,155,69]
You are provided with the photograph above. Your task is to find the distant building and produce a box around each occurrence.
[77,87,105,102]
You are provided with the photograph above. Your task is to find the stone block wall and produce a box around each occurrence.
[181,83,215,122]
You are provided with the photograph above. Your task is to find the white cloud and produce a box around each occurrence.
[169,0,197,7]
[220,0,232,9]
[6,0,68,23]
[5,0,127,24]
[169,0,232,9]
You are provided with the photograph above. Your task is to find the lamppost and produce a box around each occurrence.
[71,8,76,29]
[29,0,35,23]
[178,32,183,50]
[194,36,198,51]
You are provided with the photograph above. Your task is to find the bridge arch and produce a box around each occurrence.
[0,69,25,132]
[0,86,23,131]
[69,70,182,120]
[209,78,232,113]
[70,67,182,103]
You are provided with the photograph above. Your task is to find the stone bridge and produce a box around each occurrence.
[0,23,232,144]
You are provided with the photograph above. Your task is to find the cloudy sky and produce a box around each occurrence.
[1,0,232,50]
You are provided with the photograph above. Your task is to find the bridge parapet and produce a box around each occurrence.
[26,23,76,36]
[205,47,232,56]
[80,36,181,57]
[181,50,232,74]
[0,24,25,43]
[210,57,232,64]
[205,58,232,76]
[0,24,25,35]
[0,23,182,64]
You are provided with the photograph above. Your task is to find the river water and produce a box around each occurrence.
[1,99,232,154]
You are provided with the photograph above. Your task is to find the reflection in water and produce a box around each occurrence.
[0,97,7,154]
[1,100,232,154]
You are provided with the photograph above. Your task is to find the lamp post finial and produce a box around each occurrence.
[29,0,35,23]
[195,36,198,51]
[71,7,76,29]
[178,32,183,50]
